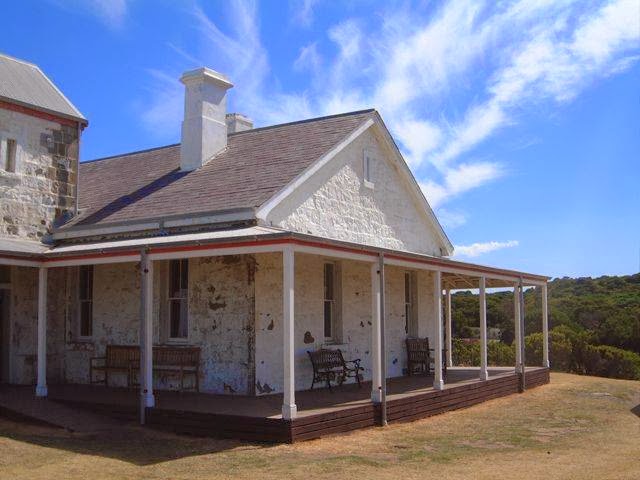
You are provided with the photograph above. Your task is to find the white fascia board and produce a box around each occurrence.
[293,244,377,263]
[369,117,454,256]
[52,222,160,240]
[256,118,376,222]
[45,254,140,268]
[149,243,283,261]
[0,257,42,267]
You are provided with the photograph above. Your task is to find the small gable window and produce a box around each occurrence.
[363,149,374,188]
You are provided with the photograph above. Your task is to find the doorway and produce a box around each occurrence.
[0,288,9,383]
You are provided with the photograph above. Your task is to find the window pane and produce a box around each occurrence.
[170,299,181,337]
[405,272,411,303]
[180,259,188,290]
[324,263,334,300]
[80,301,92,336]
[405,304,410,334]
[324,300,332,338]
[178,298,189,337]
[169,260,180,297]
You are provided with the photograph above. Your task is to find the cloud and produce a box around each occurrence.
[50,0,128,29]
[454,240,519,258]
[435,209,467,229]
[290,0,320,27]
[294,43,322,73]
[421,162,504,208]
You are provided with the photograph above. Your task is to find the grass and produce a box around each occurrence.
[0,373,638,480]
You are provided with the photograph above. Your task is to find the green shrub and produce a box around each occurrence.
[451,339,515,367]
[582,344,640,380]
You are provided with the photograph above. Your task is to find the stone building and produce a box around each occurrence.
[0,55,550,435]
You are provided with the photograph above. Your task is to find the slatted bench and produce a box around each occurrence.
[90,345,200,392]
[90,345,139,387]
[307,348,363,391]
[406,337,447,378]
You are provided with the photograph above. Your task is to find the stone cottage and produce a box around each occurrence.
[0,53,550,434]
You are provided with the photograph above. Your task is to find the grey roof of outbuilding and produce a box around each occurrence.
[63,109,376,230]
[0,53,86,123]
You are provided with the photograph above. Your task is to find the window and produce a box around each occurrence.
[78,265,93,337]
[2,139,16,172]
[168,259,189,339]
[363,149,374,187]
[323,262,342,341]
[404,271,417,336]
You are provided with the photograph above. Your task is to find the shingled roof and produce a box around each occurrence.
[65,109,376,230]
[0,53,86,123]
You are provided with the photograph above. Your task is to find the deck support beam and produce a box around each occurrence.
[445,288,452,368]
[370,262,383,403]
[433,271,444,390]
[140,250,155,416]
[282,246,297,420]
[514,284,523,374]
[35,267,48,397]
[479,276,489,381]
[542,283,549,368]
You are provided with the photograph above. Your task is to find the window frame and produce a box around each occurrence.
[78,265,93,339]
[167,258,189,341]
[363,149,374,188]
[323,261,343,343]
[2,138,17,173]
[404,271,418,337]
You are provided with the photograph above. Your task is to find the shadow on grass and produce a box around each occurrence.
[0,417,270,466]
[631,404,640,418]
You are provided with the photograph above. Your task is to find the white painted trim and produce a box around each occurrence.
[433,270,444,390]
[149,244,282,261]
[445,289,452,368]
[542,283,549,368]
[293,244,375,263]
[370,262,382,403]
[35,267,48,397]
[256,118,375,221]
[0,257,42,267]
[479,276,489,381]
[282,245,297,419]
[140,252,155,409]
[514,285,523,373]
[45,255,140,268]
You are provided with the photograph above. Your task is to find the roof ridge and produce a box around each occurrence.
[0,51,38,68]
[228,108,376,136]
[82,143,180,164]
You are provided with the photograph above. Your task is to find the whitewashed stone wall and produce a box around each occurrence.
[0,108,78,240]
[254,252,437,395]
[267,128,444,256]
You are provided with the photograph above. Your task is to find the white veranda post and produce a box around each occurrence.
[282,246,297,420]
[370,263,382,403]
[140,251,155,409]
[514,284,523,374]
[35,266,48,397]
[479,276,489,381]
[542,283,550,368]
[445,288,452,368]
[433,271,444,390]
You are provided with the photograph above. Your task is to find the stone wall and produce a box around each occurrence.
[267,127,444,257]
[0,108,78,240]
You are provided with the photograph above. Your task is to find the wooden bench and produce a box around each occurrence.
[90,345,200,392]
[90,345,139,387]
[307,348,363,391]
[406,337,447,378]
[152,346,200,392]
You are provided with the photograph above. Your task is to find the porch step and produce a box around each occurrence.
[0,385,121,432]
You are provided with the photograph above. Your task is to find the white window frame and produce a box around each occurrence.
[363,149,374,189]
[323,261,343,343]
[78,265,93,339]
[167,258,189,341]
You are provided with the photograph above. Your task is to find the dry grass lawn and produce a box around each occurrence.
[0,373,638,480]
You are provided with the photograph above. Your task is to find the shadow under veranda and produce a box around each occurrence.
[0,416,270,467]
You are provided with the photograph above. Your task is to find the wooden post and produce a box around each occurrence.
[518,279,526,391]
[445,288,452,368]
[370,262,382,404]
[433,271,444,390]
[35,267,48,397]
[140,250,155,426]
[514,284,522,374]
[542,283,549,368]
[282,246,297,420]
[479,276,489,381]
[378,254,387,425]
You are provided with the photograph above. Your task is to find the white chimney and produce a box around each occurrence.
[180,67,233,172]
[226,113,253,134]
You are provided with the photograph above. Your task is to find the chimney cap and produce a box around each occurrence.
[180,67,233,89]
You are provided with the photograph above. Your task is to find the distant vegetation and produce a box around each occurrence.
[451,274,640,380]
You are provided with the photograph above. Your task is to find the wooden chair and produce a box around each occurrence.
[90,345,140,387]
[307,348,363,391]
[406,337,431,376]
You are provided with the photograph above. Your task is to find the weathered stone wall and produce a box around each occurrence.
[267,128,444,256]
[254,252,437,395]
[0,108,78,240]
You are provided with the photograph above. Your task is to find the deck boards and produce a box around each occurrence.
[41,367,550,443]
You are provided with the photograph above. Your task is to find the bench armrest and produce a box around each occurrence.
[346,359,363,370]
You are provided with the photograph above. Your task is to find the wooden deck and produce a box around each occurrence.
[43,366,549,443]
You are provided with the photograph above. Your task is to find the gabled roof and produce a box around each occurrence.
[0,53,86,123]
[63,110,376,230]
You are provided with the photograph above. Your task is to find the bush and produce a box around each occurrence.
[452,339,515,367]
[582,344,640,380]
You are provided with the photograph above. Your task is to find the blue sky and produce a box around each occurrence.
[2,0,639,278]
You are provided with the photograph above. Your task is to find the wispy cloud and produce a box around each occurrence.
[137,0,640,217]
[454,240,519,258]
[50,0,129,29]
[290,0,320,27]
